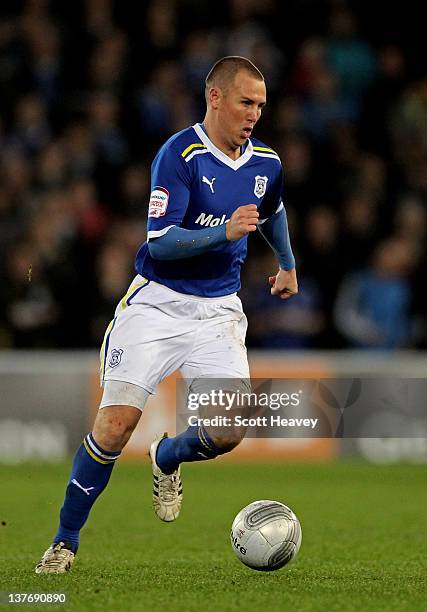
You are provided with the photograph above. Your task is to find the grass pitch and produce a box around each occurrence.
[0,460,426,611]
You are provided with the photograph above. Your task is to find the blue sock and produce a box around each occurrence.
[156,425,220,474]
[54,433,120,553]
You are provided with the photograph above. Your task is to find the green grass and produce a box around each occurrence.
[0,460,426,611]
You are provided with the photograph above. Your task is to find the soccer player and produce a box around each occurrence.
[35,56,298,573]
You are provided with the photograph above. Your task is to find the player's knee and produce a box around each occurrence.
[96,425,129,451]
[93,406,141,452]
[208,429,245,454]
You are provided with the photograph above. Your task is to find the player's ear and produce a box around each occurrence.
[208,86,222,109]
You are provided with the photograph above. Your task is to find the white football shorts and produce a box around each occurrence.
[100,275,250,395]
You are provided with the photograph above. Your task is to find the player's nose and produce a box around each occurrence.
[248,110,257,122]
[248,110,260,124]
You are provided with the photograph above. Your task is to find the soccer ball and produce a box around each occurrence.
[230,500,302,571]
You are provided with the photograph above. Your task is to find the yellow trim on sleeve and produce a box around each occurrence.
[181,143,207,158]
[253,146,277,154]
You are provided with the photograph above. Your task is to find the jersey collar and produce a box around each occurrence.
[193,123,253,171]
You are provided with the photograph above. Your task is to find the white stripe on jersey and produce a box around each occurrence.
[252,151,280,160]
[184,149,209,163]
[147,225,175,241]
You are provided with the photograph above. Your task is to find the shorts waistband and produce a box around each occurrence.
[148,279,237,302]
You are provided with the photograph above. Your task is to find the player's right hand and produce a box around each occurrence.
[226,205,259,241]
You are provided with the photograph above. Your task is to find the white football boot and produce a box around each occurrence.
[149,434,183,522]
[35,541,75,574]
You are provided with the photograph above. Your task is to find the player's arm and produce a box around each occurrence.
[148,205,259,260]
[256,162,298,299]
[257,205,295,271]
[257,206,298,299]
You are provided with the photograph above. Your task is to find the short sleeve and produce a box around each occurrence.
[257,164,284,222]
[147,142,191,238]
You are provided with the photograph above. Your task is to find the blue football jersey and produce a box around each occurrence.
[135,123,284,297]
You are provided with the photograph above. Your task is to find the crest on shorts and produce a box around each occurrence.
[254,175,268,198]
[108,348,123,368]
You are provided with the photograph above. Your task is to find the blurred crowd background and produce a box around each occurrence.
[0,0,426,351]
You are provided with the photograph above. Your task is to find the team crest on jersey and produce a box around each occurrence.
[148,186,169,218]
[108,348,123,368]
[254,175,268,198]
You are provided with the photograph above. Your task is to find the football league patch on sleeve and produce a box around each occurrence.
[148,186,169,218]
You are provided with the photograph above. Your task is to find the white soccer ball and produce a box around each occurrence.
[230,500,302,571]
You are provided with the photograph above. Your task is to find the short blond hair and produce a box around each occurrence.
[205,56,264,100]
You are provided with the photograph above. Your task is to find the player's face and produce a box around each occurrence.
[218,71,266,151]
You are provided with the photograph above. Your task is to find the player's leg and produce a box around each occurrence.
[35,383,149,574]
[152,381,249,473]
[150,295,250,519]
[54,399,145,548]
[37,279,198,565]
[149,404,247,522]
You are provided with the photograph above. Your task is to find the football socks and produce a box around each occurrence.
[155,425,219,474]
[53,433,120,553]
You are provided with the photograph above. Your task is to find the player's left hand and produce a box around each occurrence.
[269,268,298,300]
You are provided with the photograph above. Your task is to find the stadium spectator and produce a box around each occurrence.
[334,237,419,349]
[360,45,407,157]
[8,94,51,156]
[301,66,356,144]
[325,5,377,112]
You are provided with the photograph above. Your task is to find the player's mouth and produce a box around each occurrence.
[242,127,253,138]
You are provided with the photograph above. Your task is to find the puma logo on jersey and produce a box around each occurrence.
[195,212,229,227]
[71,478,95,496]
[202,176,216,193]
